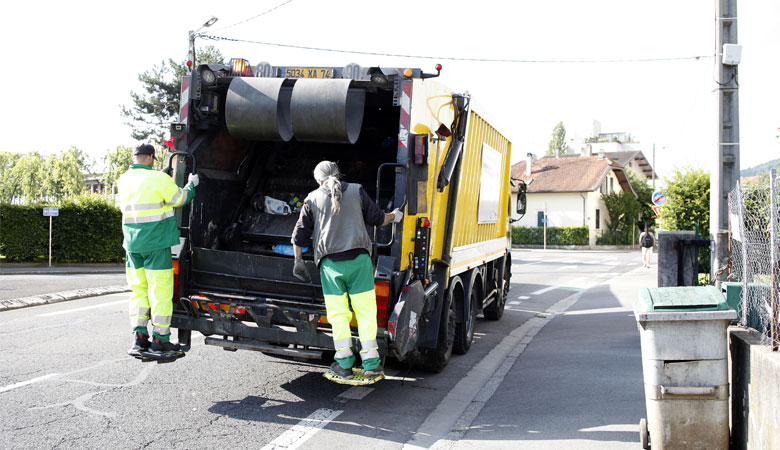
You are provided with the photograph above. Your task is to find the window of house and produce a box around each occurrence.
[537,211,544,227]
[595,209,600,229]
[610,177,614,193]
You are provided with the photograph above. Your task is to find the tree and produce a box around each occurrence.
[121,46,224,145]
[103,145,134,192]
[41,146,92,201]
[7,152,44,204]
[602,191,640,233]
[0,152,21,203]
[659,167,710,237]
[626,170,654,229]
[546,121,569,156]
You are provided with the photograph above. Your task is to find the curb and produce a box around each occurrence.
[0,285,130,312]
[0,269,125,276]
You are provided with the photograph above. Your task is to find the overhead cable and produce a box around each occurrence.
[200,34,713,64]
[208,0,296,33]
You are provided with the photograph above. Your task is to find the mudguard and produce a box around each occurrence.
[387,280,425,359]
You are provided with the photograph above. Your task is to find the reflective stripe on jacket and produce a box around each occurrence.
[117,164,194,253]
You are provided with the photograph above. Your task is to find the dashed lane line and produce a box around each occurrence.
[0,373,60,394]
[37,299,127,317]
[260,408,344,450]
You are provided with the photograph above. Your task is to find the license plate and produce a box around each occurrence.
[284,67,334,79]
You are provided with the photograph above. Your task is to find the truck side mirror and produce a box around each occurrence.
[517,193,527,215]
[516,180,527,215]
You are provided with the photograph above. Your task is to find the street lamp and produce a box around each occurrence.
[188,16,219,72]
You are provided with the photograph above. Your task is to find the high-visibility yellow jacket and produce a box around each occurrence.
[117,164,195,253]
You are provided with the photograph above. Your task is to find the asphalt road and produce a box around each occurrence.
[0,274,127,301]
[0,249,646,449]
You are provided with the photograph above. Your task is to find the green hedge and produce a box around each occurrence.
[596,229,635,246]
[0,196,124,263]
[512,226,589,246]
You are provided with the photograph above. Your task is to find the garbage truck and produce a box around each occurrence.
[167,58,522,371]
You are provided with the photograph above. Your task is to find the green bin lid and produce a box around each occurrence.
[637,286,729,312]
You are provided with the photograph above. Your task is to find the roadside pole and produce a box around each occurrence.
[543,203,548,250]
[711,0,741,286]
[42,207,59,267]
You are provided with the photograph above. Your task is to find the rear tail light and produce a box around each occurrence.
[172,259,179,302]
[375,280,390,328]
[230,58,251,76]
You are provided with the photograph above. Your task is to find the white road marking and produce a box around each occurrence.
[0,373,59,394]
[37,299,127,317]
[335,386,374,402]
[518,295,530,300]
[260,408,343,450]
[508,301,522,305]
[530,285,558,295]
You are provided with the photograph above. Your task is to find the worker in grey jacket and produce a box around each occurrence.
[291,161,402,381]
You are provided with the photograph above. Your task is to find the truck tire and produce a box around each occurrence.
[454,273,478,354]
[417,289,456,373]
[484,256,510,321]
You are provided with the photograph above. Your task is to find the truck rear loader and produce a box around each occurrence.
[167,58,523,372]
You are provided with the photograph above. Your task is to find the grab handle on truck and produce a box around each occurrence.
[375,163,407,248]
[164,152,197,177]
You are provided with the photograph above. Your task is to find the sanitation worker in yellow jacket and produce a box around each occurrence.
[117,144,198,362]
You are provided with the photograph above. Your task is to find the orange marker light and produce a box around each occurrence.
[403,68,413,77]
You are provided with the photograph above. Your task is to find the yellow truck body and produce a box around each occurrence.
[170,61,516,372]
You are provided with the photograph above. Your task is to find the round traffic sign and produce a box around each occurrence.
[651,191,665,205]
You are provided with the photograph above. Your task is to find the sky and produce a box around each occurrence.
[1,0,778,180]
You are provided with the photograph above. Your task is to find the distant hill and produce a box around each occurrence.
[742,157,780,178]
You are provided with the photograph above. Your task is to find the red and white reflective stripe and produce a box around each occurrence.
[179,76,191,123]
[397,80,412,149]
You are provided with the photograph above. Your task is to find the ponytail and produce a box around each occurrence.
[313,160,343,214]
[322,176,342,213]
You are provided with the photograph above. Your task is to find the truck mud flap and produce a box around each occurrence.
[388,280,425,359]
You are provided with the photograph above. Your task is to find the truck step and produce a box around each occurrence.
[204,337,323,359]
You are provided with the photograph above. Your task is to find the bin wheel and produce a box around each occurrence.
[639,418,649,449]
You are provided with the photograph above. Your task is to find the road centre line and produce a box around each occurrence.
[260,408,343,450]
[37,299,127,317]
[0,373,60,394]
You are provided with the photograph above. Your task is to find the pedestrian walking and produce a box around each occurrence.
[117,144,198,362]
[639,224,655,268]
[291,161,402,382]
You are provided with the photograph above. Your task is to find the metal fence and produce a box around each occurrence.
[728,169,780,350]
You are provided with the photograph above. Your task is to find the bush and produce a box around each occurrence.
[0,195,124,263]
[512,226,588,246]
[596,228,635,245]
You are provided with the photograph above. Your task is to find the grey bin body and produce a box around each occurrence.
[634,286,737,450]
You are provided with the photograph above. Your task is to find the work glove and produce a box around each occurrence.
[391,208,404,223]
[188,173,199,187]
[293,259,311,282]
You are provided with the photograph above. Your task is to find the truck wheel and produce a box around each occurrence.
[484,257,510,321]
[418,291,456,373]
[454,276,477,354]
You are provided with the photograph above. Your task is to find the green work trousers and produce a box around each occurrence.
[320,253,380,370]
[126,248,173,339]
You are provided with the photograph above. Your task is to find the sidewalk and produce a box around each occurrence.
[447,264,656,449]
[0,263,125,275]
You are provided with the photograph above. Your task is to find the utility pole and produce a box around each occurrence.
[652,143,656,190]
[711,0,740,285]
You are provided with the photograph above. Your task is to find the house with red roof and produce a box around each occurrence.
[510,151,637,246]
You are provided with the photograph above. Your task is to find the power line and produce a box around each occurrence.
[208,0,296,33]
[200,34,713,64]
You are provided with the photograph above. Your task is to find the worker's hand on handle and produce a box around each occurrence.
[188,173,199,187]
[392,208,404,223]
[293,259,310,282]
